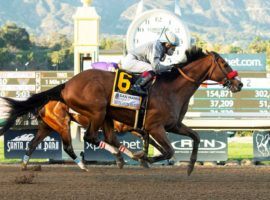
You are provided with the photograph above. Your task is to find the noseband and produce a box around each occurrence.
[208,52,238,86]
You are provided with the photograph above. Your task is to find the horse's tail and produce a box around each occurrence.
[0,83,65,135]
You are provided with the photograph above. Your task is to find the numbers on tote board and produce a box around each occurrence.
[210,100,234,108]
[0,78,8,85]
[255,90,270,98]
[206,90,233,98]
[15,91,30,99]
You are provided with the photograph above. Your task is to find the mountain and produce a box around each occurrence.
[0,0,269,45]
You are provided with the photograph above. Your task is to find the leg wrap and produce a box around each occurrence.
[23,155,30,165]
[99,141,119,154]
[74,157,87,170]
[119,145,134,158]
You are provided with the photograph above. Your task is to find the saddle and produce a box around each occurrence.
[110,69,153,129]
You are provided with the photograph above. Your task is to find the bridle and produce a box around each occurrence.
[177,52,239,89]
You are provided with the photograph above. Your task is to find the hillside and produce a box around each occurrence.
[0,0,269,45]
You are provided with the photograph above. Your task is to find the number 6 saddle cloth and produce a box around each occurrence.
[110,69,151,129]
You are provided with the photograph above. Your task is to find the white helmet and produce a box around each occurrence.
[160,30,180,46]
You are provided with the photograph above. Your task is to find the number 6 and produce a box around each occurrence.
[118,72,132,92]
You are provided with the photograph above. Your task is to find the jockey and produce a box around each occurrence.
[121,30,180,95]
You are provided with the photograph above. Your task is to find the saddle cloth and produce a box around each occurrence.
[110,69,143,110]
[110,69,150,129]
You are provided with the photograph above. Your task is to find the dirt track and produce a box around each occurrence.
[0,164,269,200]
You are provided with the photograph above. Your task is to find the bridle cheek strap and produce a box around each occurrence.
[227,70,238,79]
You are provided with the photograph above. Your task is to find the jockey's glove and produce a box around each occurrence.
[155,64,174,74]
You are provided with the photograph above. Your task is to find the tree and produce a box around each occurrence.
[0,48,15,69]
[247,37,270,70]
[50,50,65,68]
[192,34,208,49]
[248,36,267,53]
[100,38,106,49]
[0,23,75,70]
[51,34,72,51]
[1,22,31,50]
[100,37,114,50]
[228,45,243,53]
[211,43,222,52]
[0,32,5,48]
[49,48,73,70]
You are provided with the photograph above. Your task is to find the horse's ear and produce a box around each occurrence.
[206,50,210,54]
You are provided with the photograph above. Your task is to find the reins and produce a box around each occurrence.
[177,67,197,83]
[177,64,221,86]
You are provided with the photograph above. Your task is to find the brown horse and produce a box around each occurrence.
[0,47,243,175]
[21,100,145,171]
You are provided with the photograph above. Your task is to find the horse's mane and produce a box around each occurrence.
[158,46,207,81]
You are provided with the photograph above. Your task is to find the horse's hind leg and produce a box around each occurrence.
[44,101,88,171]
[107,121,150,168]
[103,118,125,169]
[113,121,150,163]
[22,120,51,170]
[83,112,120,161]
[102,118,149,168]
[60,127,88,172]
[55,116,88,172]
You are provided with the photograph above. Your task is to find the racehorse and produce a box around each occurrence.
[18,61,146,171]
[0,47,243,175]
[21,100,146,171]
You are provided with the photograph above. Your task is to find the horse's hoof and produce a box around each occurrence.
[187,163,195,176]
[78,163,89,172]
[139,159,150,169]
[116,161,125,169]
[83,167,89,172]
[31,165,42,171]
[133,151,146,160]
[21,164,27,171]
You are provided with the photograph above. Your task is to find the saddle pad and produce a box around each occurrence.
[110,69,142,110]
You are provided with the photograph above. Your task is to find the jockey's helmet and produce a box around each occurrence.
[160,30,180,47]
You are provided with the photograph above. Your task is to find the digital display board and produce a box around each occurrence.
[183,53,270,128]
[0,71,73,99]
[188,78,270,118]
[0,71,74,127]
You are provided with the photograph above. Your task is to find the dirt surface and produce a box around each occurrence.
[0,164,269,200]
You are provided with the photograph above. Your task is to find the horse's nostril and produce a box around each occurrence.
[239,82,243,88]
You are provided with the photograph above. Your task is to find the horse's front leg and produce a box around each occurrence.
[170,123,200,176]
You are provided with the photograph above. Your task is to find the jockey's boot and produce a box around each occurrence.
[130,71,154,96]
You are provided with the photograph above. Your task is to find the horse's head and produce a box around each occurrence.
[206,51,243,93]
